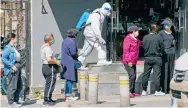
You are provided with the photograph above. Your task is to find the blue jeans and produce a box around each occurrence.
[65,80,73,97]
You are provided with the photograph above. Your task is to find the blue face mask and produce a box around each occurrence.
[164,24,171,29]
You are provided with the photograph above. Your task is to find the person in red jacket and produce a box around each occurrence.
[122,26,142,98]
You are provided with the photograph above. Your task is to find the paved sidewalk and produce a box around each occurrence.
[1,94,171,107]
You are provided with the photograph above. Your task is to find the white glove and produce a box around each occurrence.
[98,37,106,44]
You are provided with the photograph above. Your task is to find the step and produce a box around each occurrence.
[82,63,156,96]
[88,62,144,73]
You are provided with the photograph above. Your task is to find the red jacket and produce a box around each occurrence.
[122,34,142,65]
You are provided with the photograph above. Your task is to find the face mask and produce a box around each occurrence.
[51,40,55,45]
[164,24,171,29]
[103,7,111,16]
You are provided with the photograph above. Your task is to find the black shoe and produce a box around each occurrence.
[50,99,56,103]
[42,101,55,106]
[49,101,55,106]
[42,101,49,106]
[49,95,56,103]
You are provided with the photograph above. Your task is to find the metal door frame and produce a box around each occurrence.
[174,0,187,57]
[0,0,31,86]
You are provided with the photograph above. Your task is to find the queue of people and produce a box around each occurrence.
[1,2,175,107]
[39,2,113,106]
[2,2,113,107]
[122,19,175,98]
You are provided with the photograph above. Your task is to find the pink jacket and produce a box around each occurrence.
[122,34,142,65]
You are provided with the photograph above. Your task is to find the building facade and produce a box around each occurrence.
[31,0,188,88]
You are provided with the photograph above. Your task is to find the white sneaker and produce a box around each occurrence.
[97,60,112,66]
[9,102,19,107]
[78,66,89,70]
[141,90,147,96]
[154,91,165,96]
[65,97,79,102]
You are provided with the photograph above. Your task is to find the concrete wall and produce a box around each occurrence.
[31,0,62,88]
[31,0,105,88]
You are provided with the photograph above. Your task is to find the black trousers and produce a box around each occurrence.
[7,70,22,104]
[161,53,175,94]
[142,57,162,92]
[42,64,58,101]
[124,64,136,93]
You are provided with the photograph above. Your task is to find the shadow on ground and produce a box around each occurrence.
[55,98,65,104]
[22,99,38,106]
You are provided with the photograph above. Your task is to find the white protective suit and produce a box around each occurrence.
[78,3,112,69]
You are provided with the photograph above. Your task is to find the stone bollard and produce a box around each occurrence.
[181,92,188,107]
[119,76,130,107]
[79,71,89,101]
[88,73,99,104]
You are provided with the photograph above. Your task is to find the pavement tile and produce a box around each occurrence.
[1,94,171,107]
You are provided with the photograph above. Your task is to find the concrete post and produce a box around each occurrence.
[119,76,130,107]
[181,92,188,107]
[147,81,151,94]
[171,98,178,107]
[170,90,179,107]
[79,71,88,101]
[88,73,99,104]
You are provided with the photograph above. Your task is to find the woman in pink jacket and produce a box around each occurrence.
[122,26,142,98]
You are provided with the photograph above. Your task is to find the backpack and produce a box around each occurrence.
[76,9,101,31]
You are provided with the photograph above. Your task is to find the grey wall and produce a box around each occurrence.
[31,0,62,88]
[31,0,106,88]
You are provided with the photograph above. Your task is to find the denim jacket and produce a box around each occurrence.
[2,44,16,75]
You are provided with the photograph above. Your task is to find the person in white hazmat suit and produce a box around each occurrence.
[78,2,112,70]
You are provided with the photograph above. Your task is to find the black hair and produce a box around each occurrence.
[3,33,16,46]
[149,22,158,33]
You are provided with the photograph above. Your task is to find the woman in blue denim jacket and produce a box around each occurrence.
[2,33,22,107]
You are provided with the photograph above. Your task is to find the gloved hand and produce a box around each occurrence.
[98,37,106,44]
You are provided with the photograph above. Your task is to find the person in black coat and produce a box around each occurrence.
[158,18,175,94]
[142,22,165,96]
